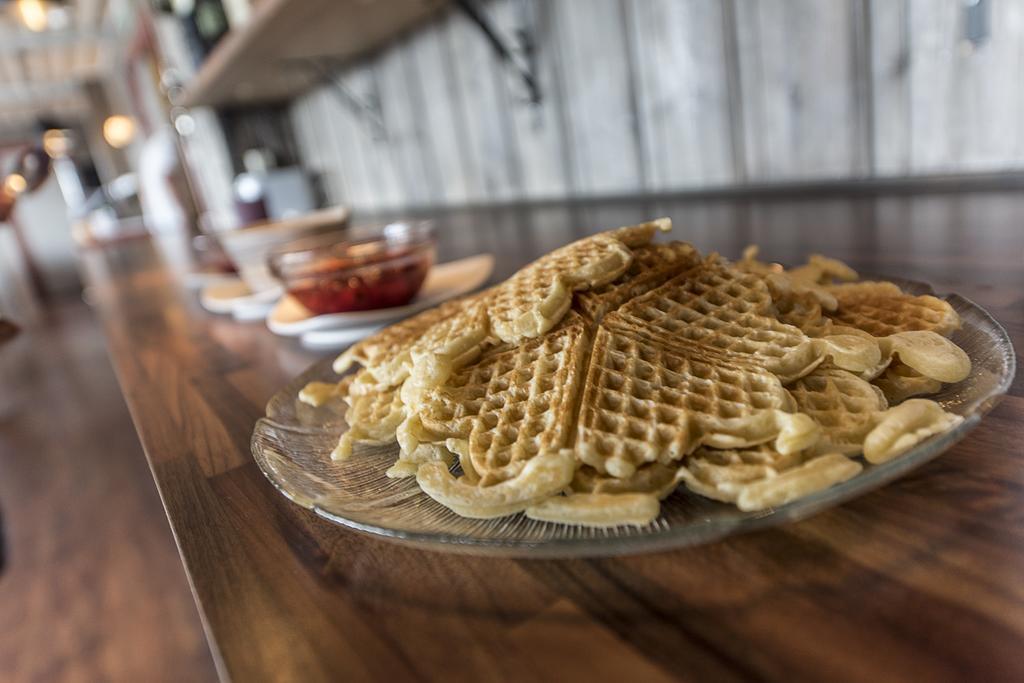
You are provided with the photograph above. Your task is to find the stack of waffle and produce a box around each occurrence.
[300,220,971,527]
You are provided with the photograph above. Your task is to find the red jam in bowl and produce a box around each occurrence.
[288,248,432,313]
[269,222,436,315]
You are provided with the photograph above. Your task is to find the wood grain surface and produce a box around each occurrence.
[82,191,1023,682]
[0,299,217,682]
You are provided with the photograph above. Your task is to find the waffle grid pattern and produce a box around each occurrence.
[335,297,466,374]
[616,263,812,369]
[311,230,974,526]
[829,288,960,337]
[486,235,632,343]
[576,242,701,322]
[417,317,589,486]
[576,322,795,477]
[685,445,803,487]
[787,367,886,453]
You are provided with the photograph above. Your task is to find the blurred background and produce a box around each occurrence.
[1,0,1023,303]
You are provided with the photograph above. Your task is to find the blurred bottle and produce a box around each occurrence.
[168,0,230,67]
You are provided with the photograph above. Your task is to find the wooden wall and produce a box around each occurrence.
[289,0,1024,211]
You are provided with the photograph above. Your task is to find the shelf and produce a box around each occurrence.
[181,0,449,108]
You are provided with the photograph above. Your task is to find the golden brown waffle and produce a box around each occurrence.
[332,377,406,460]
[738,246,858,284]
[570,462,683,498]
[486,220,670,344]
[615,260,879,382]
[298,379,350,407]
[615,260,814,381]
[787,254,859,284]
[405,315,591,517]
[863,399,963,464]
[873,361,943,404]
[576,241,702,323]
[737,247,850,313]
[878,331,971,384]
[525,492,660,527]
[788,366,888,454]
[679,448,863,511]
[736,245,782,277]
[605,219,674,247]
[681,444,804,493]
[521,461,685,527]
[827,281,961,337]
[401,296,493,405]
[332,295,472,385]
[772,288,835,338]
[303,229,974,527]
[575,319,818,478]
[734,251,843,338]
[755,267,968,394]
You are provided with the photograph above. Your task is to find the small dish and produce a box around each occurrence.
[267,254,494,337]
[218,205,351,293]
[269,221,435,316]
[199,278,252,314]
[199,277,283,318]
[300,324,386,351]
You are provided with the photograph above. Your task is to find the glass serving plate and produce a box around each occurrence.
[251,279,1015,557]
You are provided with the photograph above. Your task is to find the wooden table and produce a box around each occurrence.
[0,298,216,681]
[82,192,1024,682]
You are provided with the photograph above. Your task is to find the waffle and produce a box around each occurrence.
[332,296,472,385]
[615,260,880,382]
[298,379,350,407]
[863,399,963,464]
[678,447,862,511]
[736,245,782,278]
[417,448,576,519]
[737,247,849,312]
[734,453,862,511]
[332,377,406,460]
[787,364,963,465]
[525,492,661,527]
[819,281,965,397]
[744,260,969,394]
[788,366,888,454]
[570,462,684,498]
[827,281,961,338]
[873,361,943,404]
[788,254,859,285]
[684,444,804,489]
[401,296,493,405]
[773,289,835,338]
[576,241,702,322]
[486,219,670,344]
[575,319,819,478]
[879,331,971,384]
[605,219,675,247]
[524,462,689,528]
[406,314,591,517]
[299,228,975,527]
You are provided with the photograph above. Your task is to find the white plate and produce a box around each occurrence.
[199,278,251,314]
[183,271,239,291]
[266,254,494,337]
[300,324,386,351]
[199,277,283,317]
[232,294,281,321]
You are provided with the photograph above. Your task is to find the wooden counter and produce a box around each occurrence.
[82,193,1024,682]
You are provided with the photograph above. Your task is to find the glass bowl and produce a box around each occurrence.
[251,277,1014,557]
[269,221,436,315]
